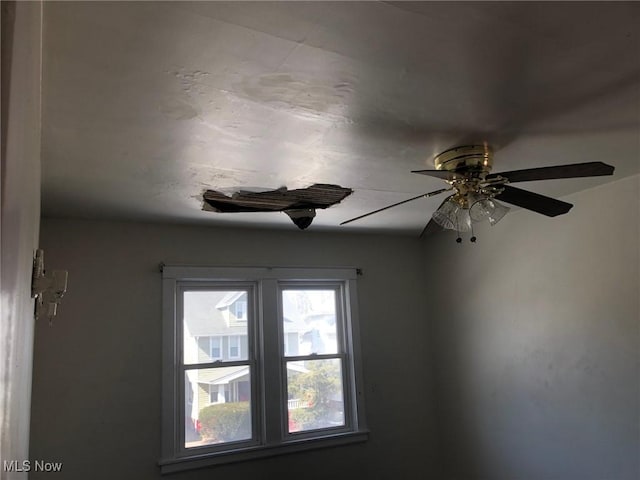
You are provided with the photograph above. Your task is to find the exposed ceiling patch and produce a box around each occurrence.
[202,183,352,229]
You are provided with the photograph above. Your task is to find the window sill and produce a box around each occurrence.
[159,430,369,474]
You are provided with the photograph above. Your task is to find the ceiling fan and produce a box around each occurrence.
[341,145,614,241]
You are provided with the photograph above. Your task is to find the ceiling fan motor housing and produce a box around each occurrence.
[434,144,495,208]
[434,144,493,176]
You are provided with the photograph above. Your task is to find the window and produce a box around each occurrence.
[160,267,367,473]
[232,299,247,320]
[208,384,227,404]
[228,335,240,359]
[209,337,221,360]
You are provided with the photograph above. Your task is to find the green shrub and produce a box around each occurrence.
[199,402,251,442]
[288,360,343,430]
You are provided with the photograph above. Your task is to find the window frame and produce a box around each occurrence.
[278,283,349,437]
[178,283,259,457]
[160,266,368,474]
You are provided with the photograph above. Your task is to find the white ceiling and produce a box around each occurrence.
[41,1,640,234]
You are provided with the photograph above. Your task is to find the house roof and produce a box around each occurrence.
[195,363,309,385]
[183,291,246,337]
[216,291,245,309]
[196,366,249,385]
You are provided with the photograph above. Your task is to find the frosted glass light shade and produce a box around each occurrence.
[432,198,458,230]
[455,208,472,231]
[470,198,510,226]
[433,198,472,231]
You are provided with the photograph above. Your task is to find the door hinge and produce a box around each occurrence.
[32,249,68,325]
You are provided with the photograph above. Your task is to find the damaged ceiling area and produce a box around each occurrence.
[203,184,352,229]
[41,2,640,233]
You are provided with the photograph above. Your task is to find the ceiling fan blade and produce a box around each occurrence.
[496,185,572,217]
[340,188,449,226]
[488,161,614,183]
[411,169,457,180]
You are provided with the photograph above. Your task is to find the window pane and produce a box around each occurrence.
[281,289,338,355]
[185,367,252,448]
[286,359,345,433]
[183,291,249,364]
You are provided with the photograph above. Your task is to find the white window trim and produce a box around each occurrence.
[160,266,368,474]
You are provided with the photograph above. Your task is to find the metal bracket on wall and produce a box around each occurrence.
[31,249,68,325]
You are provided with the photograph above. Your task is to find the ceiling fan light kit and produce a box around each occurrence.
[342,144,615,241]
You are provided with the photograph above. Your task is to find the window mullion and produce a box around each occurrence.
[345,278,367,431]
[283,353,344,362]
[260,279,284,444]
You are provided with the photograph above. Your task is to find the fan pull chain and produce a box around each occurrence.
[455,215,462,243]
[454,212,477,243]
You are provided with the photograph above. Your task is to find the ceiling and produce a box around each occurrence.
[41,1,640,234]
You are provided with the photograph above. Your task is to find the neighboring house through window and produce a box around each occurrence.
[161,266,368,473]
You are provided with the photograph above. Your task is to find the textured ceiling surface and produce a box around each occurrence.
[41,1,640,233]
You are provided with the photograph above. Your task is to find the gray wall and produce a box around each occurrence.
[31,221,438,479]
[1,2,42,477]
[425,175,639,480]
[32,176,639,479]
